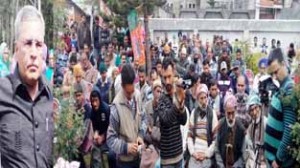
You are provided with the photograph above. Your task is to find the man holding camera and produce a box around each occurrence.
[154,57,187,168]
[264,48,296,168]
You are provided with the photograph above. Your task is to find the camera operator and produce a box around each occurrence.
[264,48,296,168]
[253,58,268,92]
[247,93,267,168]
[154,57,187,167]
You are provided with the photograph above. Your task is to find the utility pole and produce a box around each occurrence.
[144,0,151,76]
[38,0,41,12]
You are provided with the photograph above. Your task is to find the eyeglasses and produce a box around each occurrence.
[270,67,280,76]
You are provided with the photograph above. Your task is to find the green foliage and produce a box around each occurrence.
[232,40,267,75]
[53,87,84,162]
[104,0,166,18]
[290,84,300,166]
[41,0,54,49]
[245,52,266,75]
[207,0,216,8]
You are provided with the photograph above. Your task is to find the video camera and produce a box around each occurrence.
[180,79,192,90]
[258,75,279,106]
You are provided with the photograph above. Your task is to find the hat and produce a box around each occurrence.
[247,93,261,111]
[73,64,83,76]
[232,60,241,69]
[152,79,162,89]
[224,93,237,109]
[73,82,84,93]
[99,62,107,74]
[181,47,187,55]
[163,44,171,54]
[196,84,208,98]
[258,57,268,69]
[220,61,227,70]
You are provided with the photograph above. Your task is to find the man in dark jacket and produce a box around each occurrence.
[93,16,101,63]
[200,59,214,87]
[90,87,111,168]
[77,15,91,50]
[95,63,111,104]
[154,57,187,167]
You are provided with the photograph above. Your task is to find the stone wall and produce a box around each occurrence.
[149,18,300,50]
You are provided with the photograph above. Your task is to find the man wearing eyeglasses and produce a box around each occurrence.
[264,48,296,168]
[0,6,53,167]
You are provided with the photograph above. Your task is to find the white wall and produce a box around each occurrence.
[149,18,300,50]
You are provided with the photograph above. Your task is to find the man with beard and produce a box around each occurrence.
[90,87,111,168]
[185,73,200,113]
[200,59,213,87]
[206,47,217,78]
[217,48,231,74]
[215,94,248,168]
[187,84,218,167]
[235,75,250,128]
[154,57,187,167]
[135,66,151,106]
[73,82,92,168]
[80,51,98,84]
[192,48,203,74]
[247,93,266,167]
[144,79,162,149]
[176,47,190,77]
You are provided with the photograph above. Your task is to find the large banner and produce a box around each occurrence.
[127,10,145,65]
[260,0,283,8]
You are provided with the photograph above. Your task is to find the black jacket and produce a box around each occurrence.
[90,87,110,135]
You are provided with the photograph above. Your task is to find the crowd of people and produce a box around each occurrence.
[0,6,300,168]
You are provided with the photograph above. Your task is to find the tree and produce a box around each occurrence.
[207,0,216,8]
[0,0,55,51]
[290,68,300,167]
[104,0,166,76]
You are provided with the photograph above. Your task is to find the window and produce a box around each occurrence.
[189,4,192,8]
[193,4,196,8]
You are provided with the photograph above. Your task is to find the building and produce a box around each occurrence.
[157,0,300,19]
